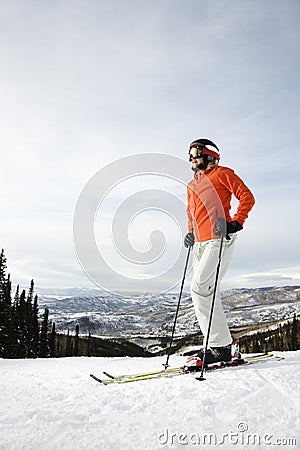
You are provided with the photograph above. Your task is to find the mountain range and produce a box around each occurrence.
[37,285,300,338]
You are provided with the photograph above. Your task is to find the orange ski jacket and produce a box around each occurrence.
[187,166,255,242]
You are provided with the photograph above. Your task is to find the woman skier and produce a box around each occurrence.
[184,138,255,370]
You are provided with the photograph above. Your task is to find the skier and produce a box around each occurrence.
[184,138,255,370]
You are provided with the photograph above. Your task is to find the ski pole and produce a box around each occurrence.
[163,245,191,369]
[196,233,225,381]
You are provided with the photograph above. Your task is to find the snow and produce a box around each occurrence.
[0,352,299,450]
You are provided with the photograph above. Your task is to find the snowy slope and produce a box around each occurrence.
[0,352,299,450]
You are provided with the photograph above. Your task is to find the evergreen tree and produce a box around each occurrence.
[40,308,50,357]
[23,281,40,358]
[66,330,73,356]
[16,290,28,357]
[49,322,56,357]
[0,250,13,357]
[25,280,34,357]
[32,295,40,356]
[5,275,13,357]
[74,324,79,356]
[87,331,92,357]
[291,314,298,350]
[10,285,20,358]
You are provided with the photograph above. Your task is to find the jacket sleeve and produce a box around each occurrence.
[186,185,194,232]
[219,168,255,225]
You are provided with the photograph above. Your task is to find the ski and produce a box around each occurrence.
[102,366,182,381]
[90,367,186,385]
[90,353,283,385]
[101,352,273,382]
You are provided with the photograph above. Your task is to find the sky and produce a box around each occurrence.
[1,0,300,294]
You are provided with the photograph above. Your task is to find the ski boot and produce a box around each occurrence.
[183,342,244,372]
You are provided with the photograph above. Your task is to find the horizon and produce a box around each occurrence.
[32,283,300,297]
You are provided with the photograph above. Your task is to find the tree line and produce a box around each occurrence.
[0,249,51,358]
[0,249,150,358]
[239,314,299,353]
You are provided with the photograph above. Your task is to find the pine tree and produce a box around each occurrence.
[40,308,50,357]
[17,290,28,358]
[49,322,56,357]
[0,250,13,357]
[87,331,92,357]
[23,281,40,358]
[66,330,73,356]
[74,324,79,356]
[291,314,298,350]
[0,249,6,286]
[4,274,13,356]
[10,286,20,358]
[25,280,34,357]
[32,295,40,356]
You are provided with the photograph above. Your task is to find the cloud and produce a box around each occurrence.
[224,266,300,290]
[0,1,299,291]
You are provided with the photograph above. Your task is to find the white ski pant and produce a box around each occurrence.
[191,234,236,347]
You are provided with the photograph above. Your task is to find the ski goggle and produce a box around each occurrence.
[189,146,205,161]
[188,145,220,162]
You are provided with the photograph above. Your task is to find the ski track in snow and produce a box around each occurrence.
[0,352,299,450]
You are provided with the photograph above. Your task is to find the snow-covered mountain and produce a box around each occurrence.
[37,286,300,337]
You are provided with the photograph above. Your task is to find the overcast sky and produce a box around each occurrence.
[1,0,299,294]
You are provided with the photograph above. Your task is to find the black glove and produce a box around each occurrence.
[215,218,243,239]
[184,232,195,248]
[226,220,243,234]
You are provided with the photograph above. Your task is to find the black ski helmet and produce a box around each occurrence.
[189,138,220,170]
